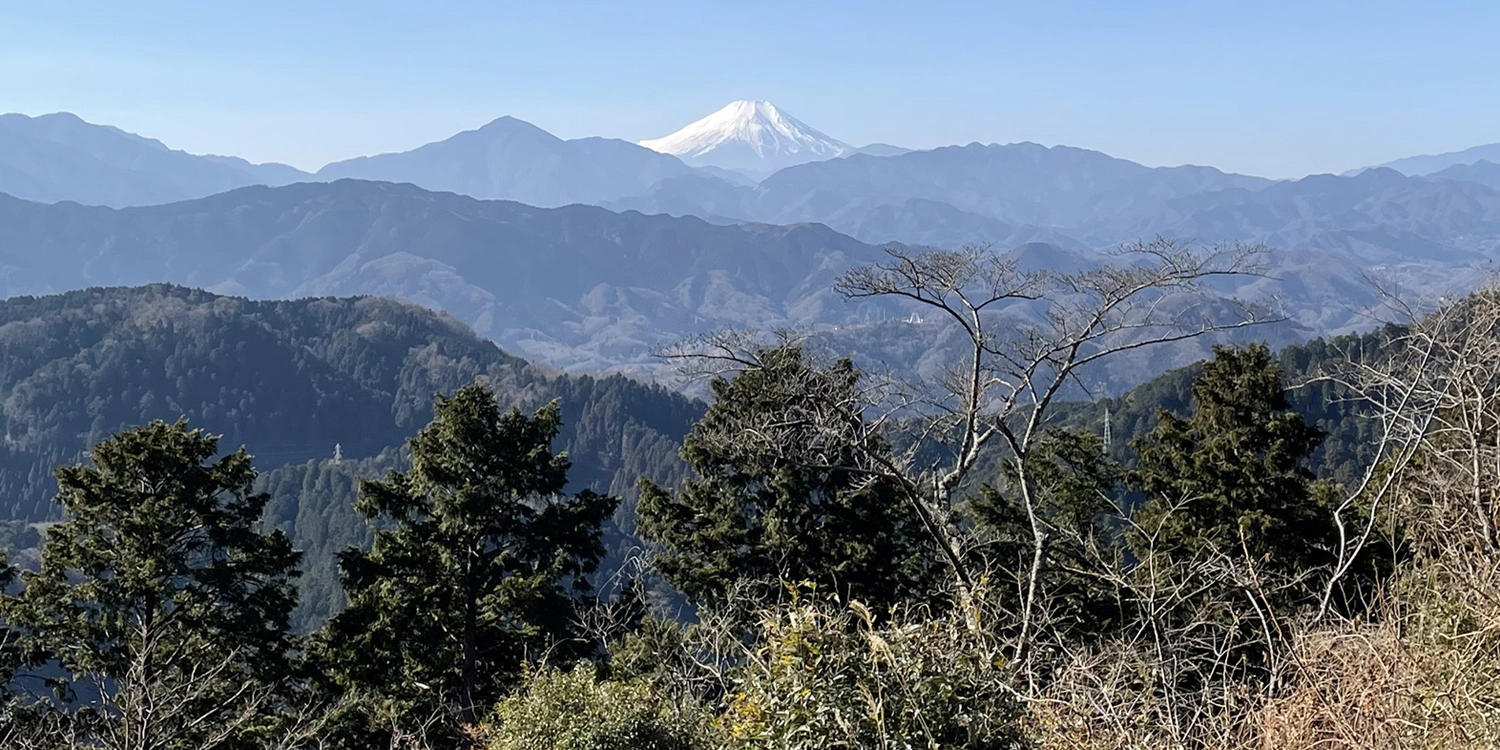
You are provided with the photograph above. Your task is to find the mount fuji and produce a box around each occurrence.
[639,100,853,177]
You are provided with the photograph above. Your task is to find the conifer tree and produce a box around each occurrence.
[1130,344,1334,578]
[637,345,934,611]
[322,381,616,731]
[3,420,300,748]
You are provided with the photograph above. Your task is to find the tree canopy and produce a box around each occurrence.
[321,381,617,737]
[637,345,936,611]
[4,420,300,749]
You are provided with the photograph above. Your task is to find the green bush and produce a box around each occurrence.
[484,664,711,750]
[721,594,1027,750]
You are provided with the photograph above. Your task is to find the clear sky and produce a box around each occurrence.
[3,0,1497,178]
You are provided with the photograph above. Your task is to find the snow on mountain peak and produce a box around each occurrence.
[639,100,851,176]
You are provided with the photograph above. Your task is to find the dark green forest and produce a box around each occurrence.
[0,285,698,631]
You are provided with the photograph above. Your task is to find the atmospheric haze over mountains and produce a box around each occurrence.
[2,99,1500,391]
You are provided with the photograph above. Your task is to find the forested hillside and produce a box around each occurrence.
[1054,324,1398,486]
[0,285,701,629]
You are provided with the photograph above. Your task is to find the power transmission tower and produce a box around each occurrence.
[1097,381,1113,454]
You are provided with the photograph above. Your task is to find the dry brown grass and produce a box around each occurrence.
[1258,557,1500,750]
[1018,549,1500,750]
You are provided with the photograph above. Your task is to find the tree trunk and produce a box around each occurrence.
[461,544,478,728]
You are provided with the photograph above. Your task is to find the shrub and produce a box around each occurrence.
[483,664,710,750]
[720,593,1027,750]
[1259,557,1500,749]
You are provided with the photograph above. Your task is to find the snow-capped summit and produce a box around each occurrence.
[639,100,851,177]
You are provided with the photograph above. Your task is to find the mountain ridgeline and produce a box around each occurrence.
[0,181,900,382]
[5,99,1500,747]
[0,178,1390,395]
[9,106,1500,270]
[0,112,308,208]
[316,115,708,207]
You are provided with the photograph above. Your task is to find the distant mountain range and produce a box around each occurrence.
[610,141,1273,247]
[1430,160,1500,191]
[10,177,1481,393]
[315,115,708,207]
[5,101,1499,638]
[0,180,896,381]
[1373,142,1500,176]
[2,105,1500,390]
[6,106,1500,254]
[0,104,888,210]
[0,112,309,207]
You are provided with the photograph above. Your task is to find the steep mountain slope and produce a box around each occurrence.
[0,284,700,518]
[0,112,309,207]
[317,116,713,207]
[639,100,851,176]
[0,180,892,377]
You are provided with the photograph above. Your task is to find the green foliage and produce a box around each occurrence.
[0,285,699,528]
[638,345,934,611]
[720,593,1026,750]
[484,664,710,750]
[258,451,396,633]
[1053,326,1401,486]
[2,420,300,747]
[1130,343,1335,579]
[0,285,701,632]
[321,381,618,734]
[0,286,494,521]
[0,286,1450,747]
[972,428,1126,634]
[0,550,16,705]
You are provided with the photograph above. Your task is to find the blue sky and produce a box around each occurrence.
[3,0,1497,177]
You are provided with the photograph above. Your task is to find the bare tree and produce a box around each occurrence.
[66,643,278,750]
[645,270,1500,748]
[1308,282,1500,623]
[832,238,1278,658]
[655,238,1277,663]
[1396,289,1500,552]
[1252,283,1500,749]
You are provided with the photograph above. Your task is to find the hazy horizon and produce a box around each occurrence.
[4,1,1500,178]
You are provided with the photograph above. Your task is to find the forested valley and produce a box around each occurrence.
[2,243,1498,750]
